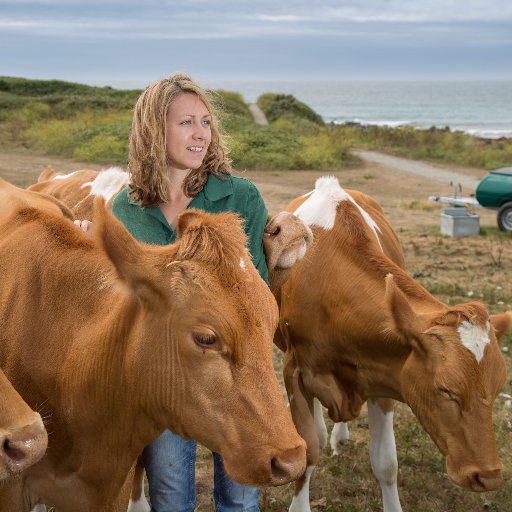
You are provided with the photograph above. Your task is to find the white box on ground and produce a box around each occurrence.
[440,208,480,237]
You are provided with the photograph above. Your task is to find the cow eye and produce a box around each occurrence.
[193,332,218,349]
[438,387,461,406]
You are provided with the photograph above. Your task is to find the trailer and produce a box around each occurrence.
[429,167,512,232]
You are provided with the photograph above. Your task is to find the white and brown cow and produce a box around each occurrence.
[264,176,508,512]
[27,166,128,221]
[0,369,48,481]
[0,178,306,511]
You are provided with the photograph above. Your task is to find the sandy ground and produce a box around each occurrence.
[0,149,498,232]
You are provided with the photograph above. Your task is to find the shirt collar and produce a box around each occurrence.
[128,173,233,231]
[128,172,233,206]
[202,173,233,202]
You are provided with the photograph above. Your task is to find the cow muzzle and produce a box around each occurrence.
[223,440,307,487]
[448,462,503,492]
[0,415,48,479]
[269,443,307,486]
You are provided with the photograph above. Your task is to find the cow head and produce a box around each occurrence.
[0,369,48,479]
[94,202,306,486]
[385,274,507,491]
[263,211,313,293]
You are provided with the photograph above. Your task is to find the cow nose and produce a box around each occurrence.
[470,468,503,491]
[0,417,48,475]
[269,443,307,486]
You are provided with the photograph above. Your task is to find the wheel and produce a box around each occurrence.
[497,202,512,232]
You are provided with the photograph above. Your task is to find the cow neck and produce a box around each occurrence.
[45,300,177,508]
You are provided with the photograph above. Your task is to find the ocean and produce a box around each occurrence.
[207,80,512,139]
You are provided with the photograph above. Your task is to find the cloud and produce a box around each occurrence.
[1,0,511,82]
[2,0,512,41]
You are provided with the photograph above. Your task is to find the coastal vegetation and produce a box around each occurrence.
[0,76,511,171]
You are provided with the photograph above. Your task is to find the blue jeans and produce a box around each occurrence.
[143,429,260,512]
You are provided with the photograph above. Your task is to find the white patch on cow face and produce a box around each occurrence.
[293,176,382,249]
[239,257,246,270]
[52,171,78,180]
[457,320,490,363]
[80,167,129,201]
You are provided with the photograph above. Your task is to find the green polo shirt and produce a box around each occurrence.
[112,173,269,284]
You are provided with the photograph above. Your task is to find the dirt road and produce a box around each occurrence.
[354,150,483,190]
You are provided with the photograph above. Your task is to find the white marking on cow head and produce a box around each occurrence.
[293,176,383,249]
[52,171,78,180]
[239,257,246,271]
[457,320,490,363]
[80,167,129,201]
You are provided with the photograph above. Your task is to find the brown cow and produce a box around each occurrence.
[264,176,508,512]
[27,166,129,221]
[126,212,314,512]
[0,178,306,511]
[0,369,48,480]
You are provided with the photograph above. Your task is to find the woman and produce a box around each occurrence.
[111,73,266,511]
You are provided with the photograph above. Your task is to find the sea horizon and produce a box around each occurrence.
[205,79,512,140]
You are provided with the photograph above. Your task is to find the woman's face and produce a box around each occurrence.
[166,92,212,172]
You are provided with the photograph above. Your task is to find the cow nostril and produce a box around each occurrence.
[265,226,281,237]
[471,469,503,492]
[3,439,26,462]
[269,444,306,485]
[270,457,290,483]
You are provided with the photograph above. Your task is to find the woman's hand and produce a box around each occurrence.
[73,220,93,233]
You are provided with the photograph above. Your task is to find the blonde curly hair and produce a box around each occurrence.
[128,72,232,207]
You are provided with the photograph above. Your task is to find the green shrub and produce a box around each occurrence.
[73,134,127,164]
[212,90,252,120]
[257,93,324,125]
[229,125,301,170]
[24,118,86,156]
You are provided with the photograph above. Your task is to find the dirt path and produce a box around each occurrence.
[248,103,269,125]
[354,150,483,191]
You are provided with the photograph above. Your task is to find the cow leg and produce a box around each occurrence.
[330,422,350,456]
[367,398,402,512]
[313,398,327,449]
[284,358,319,512]
[313,401,350,455]
[127,456,150,512]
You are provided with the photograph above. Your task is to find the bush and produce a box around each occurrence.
[73,134,127,164]
[212,90,252,121]
[257,93,324,125]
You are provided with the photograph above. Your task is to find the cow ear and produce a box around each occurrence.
[93,197,161,299]
[385,274,424,348]
[490,311,512,344]
[175,209,208,238]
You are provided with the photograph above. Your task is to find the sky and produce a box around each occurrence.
[1,0,512,89]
